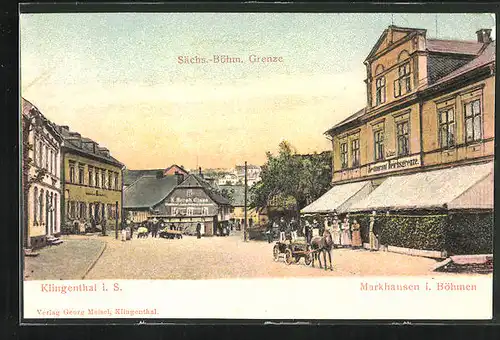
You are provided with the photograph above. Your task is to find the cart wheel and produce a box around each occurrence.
[285,249,294,265]
[304,253,312,266]
[273,245,280,261]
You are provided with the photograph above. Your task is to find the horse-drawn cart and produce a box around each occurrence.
[159,228,183,239]
[273,238,315,265]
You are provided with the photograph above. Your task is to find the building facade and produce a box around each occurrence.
[22,98,63,249]
[55,125,124,232]
[328,26,494,185]
[303,26,494,255]
[152,174,232,236]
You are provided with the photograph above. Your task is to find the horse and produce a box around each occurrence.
[310,229,334,271]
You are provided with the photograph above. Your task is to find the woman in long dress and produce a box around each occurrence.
[340,216,351,247]
[331,215,341,247]
[351,219,362,248]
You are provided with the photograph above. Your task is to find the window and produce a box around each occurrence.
[375,76,386,105]
[101,171,106,189]
[95,169,100,188]
[438,108,456,148]
[48,149,52,173]
[108,172,113,190]
[396,121,410,156]
[340,142,348,169]
[351,139,360,167]
[44,145,49,169]
[70,201,76,219]
[374,130,385,161]
[39,189,44,223]
[78,165,85,185]
[187,207,194,216]
[464,99,482,143]
[88,167,94,187]
[114,172,118,190]
[202,207,209,215]
[394,63,411,97]
[69,162,76,183]
[36,141,41,167]
[53,152,57,176]
[33,187,38,225]
[54,194,58,230]
[187,189,193,197]
[80,202,86,219]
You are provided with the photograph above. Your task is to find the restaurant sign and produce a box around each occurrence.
[169,197,210,204]
[368,155,421,175]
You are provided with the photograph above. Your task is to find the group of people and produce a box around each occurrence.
[133,219,181,238]
[266,211,380,251]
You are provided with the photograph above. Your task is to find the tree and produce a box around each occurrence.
[22,106,48,248]
[249,141,332,213]
[219,187,235,204]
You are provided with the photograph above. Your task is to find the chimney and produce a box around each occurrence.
[476,28,492,43]
[199,167,203,178]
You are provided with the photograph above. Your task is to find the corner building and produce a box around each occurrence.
[55,125,125,233]
[303,26,494,256]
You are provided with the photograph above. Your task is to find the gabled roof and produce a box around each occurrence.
[178,174,231,205]
[21,97,63,143]
[164,164,189,175]
[123,175,179,209]
[426,39,484,55]
[429,41,495,87]
[324,107,366,136]
[365,25,425,62]
[124,169,164,186]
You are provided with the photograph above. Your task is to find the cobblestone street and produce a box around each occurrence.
[80,233,467,280]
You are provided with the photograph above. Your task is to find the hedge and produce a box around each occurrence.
[446,213,493,255]
[350,212,493,255]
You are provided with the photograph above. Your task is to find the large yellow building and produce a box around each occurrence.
[55,125,124,233]
[303,26,494,255]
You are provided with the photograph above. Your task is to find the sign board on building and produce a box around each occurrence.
[367,155,421,175]
[169,197,210,204]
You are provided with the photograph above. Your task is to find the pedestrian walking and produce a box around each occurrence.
[340,215,352,247]
[304,220,312,244]
[331,214,341,248]
[279,217,286,242]
[369,211,378,251]
[196,222,201,239]
[290,218,298,241]
[351,219,362,249]
[266,222,273,243]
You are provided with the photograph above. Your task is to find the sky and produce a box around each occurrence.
[20,12,495,170]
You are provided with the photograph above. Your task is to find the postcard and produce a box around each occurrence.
[20,9,495,322]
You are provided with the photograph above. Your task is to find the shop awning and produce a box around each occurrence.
[350,162,493,212]
[301,180,374,215]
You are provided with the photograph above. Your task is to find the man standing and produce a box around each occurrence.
[266,222,273,243]
[369,211,378,251]
[304,220,312,244]
[279,217,286,242]
[196,222,201,239]
[290,218,298,241]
